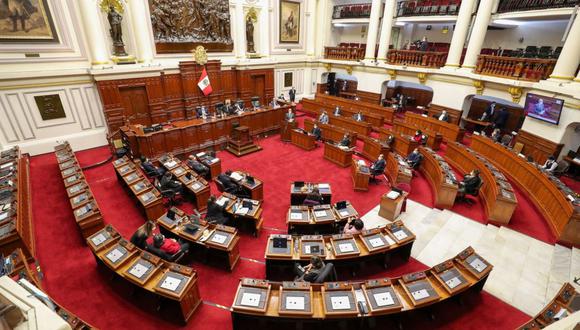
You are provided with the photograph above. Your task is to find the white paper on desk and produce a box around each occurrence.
[384,235,395,246]
[338,243,354,253]
[210,158,220,164]
[196,152,206,157]
[374,292,395,307]
[445,277,461,289]
[165,160,177,168]
[211,233,227,244]
[398,161,406,166]
[235,207,249,215]
[0,162,13,169]
[411,289,429,300]
[304,245,311,254]
[0,212,7,221]
[393,230,408,240]
[216,197,227,206]
[314,210,327,217]
[386,191,400,200]
[106,248,124,263]
[129,263,148,278]
[285,296,305,310]
[318,183,330,189]
[191,183,202,190]
[161,275,182,291]
[330,296,351,310]
[339,210,349,217]
[290,212,303,220]
[230,172,243,181]
[469,258,488,273]
[368,237,385,248]
[240,292,261,307]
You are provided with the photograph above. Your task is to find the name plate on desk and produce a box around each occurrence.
[160,274,182,291]
[411,289,429,300]
[290,212,303,220]
[90,232,108,246]
[105,246,127,264]
[314,210,327,217]
[330,296,351,310]
[240,292,261,307]
[338,243,354,253]
[374,291,395,307]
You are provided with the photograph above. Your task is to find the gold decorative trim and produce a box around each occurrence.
[323,63,332,72]
[573,77,580,82]
[472,80,485,95]
[345,65,353,75]
[548,74,574,80]
[387,69,397,80]
[0,80,94,91]
[507,86,523,103]
[417,72,427,84]
[429,76,472,86]
[376,57,387,61]
[91,60,111,65]
[462,65,476,69]
[444,63,460,67]
[364,57,375,60]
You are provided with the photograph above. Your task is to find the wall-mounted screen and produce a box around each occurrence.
[524,93,564,125]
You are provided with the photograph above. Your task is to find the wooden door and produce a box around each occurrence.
[251,75,266,105]
[119,86,151,126]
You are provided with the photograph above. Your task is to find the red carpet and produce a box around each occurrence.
[29,131,532,329]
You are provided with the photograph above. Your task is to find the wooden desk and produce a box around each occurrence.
[195,152,221,179]
[304,118,357,147]
[280,120,298,142]
[462,117,491,132]
[470,135,580,245]
[444,142,517,225]
[329,116,372,136]
[393,120,443,151]
[238,246,491,329]
[291,182,332,205]
[286,202,359,235]
[517,282,579,330]
[404,112,465,143]
[418,147,459,209]
[324,143,353,167]
[358,135,391,161]
[385,152,413,186]
[378,128,418,157]
[301,98,386,129]
[265,220,415,280]
[156,208,240,271]
[87,226,202,325]
[290,129,316,151]
[230,171,264,201]
[379,191,409,221]
[426,104,462,125]
[120,106,288,160]
[160,156,211,211]
[351,161,370,191]
[0,147,35,262]
[221,193,264,236]
[315,93,395,125]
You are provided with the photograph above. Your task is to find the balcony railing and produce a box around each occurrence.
[387,50,447,68]
[332,4,372,19]
[497,0,579,14]
[474,55,556,82]
[324,46,366,61]
[396,0,461,17]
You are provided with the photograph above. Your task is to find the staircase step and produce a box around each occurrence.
[407,209,444,259]
[570,247,580,291]
[416,214,467,266]
[546,244,572,300]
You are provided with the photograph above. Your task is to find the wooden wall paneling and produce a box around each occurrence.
[206,61,225,108]
[180,61,203,117]
[515,130,564,164]
[162,73,186,121]
[356,90,381,105]
[97,81,127,133]
[386,87,433,107]
[221,69,238,102]
[147,133,166,159]
[468,98,524,134]
[165,128,184,156]
[182,126,201,154]
[143,77,169,124]
[213,119,231,146]
[199,123,213,149]
[236,69,275,106]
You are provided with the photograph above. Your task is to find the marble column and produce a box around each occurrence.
[461,0,494,68]
[550,16,580,81]
[306,0,317,57]
[376,0,396,61]
[78,0,110,66]
[445,0,476,67]
[364,0,383,60]
[126,0,154,63]
[234,2,246,58]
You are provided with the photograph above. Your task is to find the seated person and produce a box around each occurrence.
[234,101,244,114]
[149,233,189,258]
[527,155,535,163]
[541,156,558,173]
[205,195,229,225]
[294,256,325,282]
[412,130,424,144]
[160,172,183,194]
[406,148,423,169]
[318,110,329,124]
[338,133,351,147]
[311,123,322,141]
[140,156,165,177]
[352,111,364,122]
[500,133,512,146]
[217,170,241,194]
[186,155,209,178]
[491,128,502,143]
[457,169,482,199]
[278,93,286,101]
[304,187,324,205]
[384,134,395,147]
[270,97,279,108]
[343,218,364,235]
[223,99,234,115]
[196,106,209,118]
[285,108,295,122]
[130,221,156,250]
[333,106,341,116]
[435,110,449,122]
[370,154,386,173]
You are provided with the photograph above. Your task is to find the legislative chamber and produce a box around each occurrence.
[0,0,579,329]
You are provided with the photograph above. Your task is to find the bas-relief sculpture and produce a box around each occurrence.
[149,0,233,53]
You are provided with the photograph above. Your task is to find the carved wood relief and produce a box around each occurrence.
[149,0,233,53]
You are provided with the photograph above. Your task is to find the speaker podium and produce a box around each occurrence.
[226,126,262,157]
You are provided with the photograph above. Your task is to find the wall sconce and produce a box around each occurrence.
[442,26,449,34]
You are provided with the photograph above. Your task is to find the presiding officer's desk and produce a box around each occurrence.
[323,142,354,167]
[303,118,358,147]
[87,225,202,325]
[404,112,465,143]
[291,182,332,205]
[120,105,289,160]
[287,201,359,235]
[517,282,579,330]
[377,128,418,157]
[419,147,459,209]
[235,246,491,330]
[0,146,35,263]
[470,135,580,246]
[385,152,413,187]
[265,220,415,280]
[156,207,240,271]
[445,142,517,225]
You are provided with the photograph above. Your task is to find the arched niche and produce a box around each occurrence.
[319,72,358,97]
[559,122,580,161]
[462,95,525,133]
[380,80,433,107]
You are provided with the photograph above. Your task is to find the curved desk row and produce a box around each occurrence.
[445,142,517,225]
[159,155,212,210]
[55,143,105,240]
[419,147,459,209]
[87,225,202,325]
[404,112,465,143]
[0,146,35,262]
[234,246,491,330]
[120,105,288,160]
[287,202,359,235]
[265,220,415,280]
[393,119,443,151]
[385,152,413,187]
[315,93,395,125]
[301,98,384,129]
[358,135,391,162]
[377,128,419,157]
[470,135,579,246]
[156,207,241,271]
[518,282,579,330]
[304,118,358,148]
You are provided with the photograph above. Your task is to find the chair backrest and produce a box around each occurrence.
[314,263,335,283]
[303,199,320,206]
[513,142,524,154]
[555,160,570,174]
[469,179,484,197]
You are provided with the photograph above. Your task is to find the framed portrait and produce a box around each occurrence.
[284,72,293,88]
[34,94,66,121]
[0,0,59,42]
[279,0,300,44]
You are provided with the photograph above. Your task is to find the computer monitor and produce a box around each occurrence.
[273,237,287,248]
[336,200,347,210]
[167,209,176,220]
[236,100,244,109]
[215,102,224,112]
[294,181,304,188]
[242,200,253,209]
[143,126,154,133]
[251,96,260,108]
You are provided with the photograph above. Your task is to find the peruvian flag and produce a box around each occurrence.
[197,68,213,96]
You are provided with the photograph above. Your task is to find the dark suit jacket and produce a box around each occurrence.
[493,110,509,128]
[436,113,449,122]
[407,152,422,165]
[462,175,482,195]
[311,127,321,140]
[372,159,386,172]
[339,137,350,147]
[187,160,209,176]
[483,104,496,121]
[160,175,181,191]
[206,201,228,225]
[142,162,164,176]
[289,89,296,102]
[217,174,238,192]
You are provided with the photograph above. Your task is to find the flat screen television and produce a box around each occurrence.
[524,93,564,125]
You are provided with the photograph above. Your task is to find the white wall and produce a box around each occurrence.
[483,20,567,50]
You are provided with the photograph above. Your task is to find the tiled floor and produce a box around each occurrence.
[360,198,579,317]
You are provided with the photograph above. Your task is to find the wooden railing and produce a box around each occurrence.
[497,0,578,13]
[324,46,365,61]
[474,55,556,82]
[387,50,447,68]
[332,3,372,19]
[397,0,461,17]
